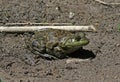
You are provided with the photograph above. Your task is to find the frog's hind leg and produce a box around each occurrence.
[31,41,58,60]
[31,48,58,60]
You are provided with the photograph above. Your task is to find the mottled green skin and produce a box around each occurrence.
[26,28,89,59]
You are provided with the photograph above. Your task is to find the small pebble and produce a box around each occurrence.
[69,12,75,19]
[55,6,62,12]
[116,44,120,47]
[55,6,60,10]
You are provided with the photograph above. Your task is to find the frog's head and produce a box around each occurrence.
[61,33,89,51]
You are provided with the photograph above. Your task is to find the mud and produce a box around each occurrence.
[0,0,120,82]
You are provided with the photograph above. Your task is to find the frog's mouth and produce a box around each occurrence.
[62,38,89,48]
[60,38,89,54]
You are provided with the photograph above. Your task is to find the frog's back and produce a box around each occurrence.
[34,28,73,42]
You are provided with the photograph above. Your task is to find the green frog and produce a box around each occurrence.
[26,28,89,60]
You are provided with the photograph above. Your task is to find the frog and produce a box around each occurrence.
[25,28,89,60]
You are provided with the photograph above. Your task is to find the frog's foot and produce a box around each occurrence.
[42,54,58,60]
[31,50,58,60]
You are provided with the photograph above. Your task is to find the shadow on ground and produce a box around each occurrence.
[69,49,96,59]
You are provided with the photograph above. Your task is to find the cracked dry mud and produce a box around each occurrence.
[0,0,120,82]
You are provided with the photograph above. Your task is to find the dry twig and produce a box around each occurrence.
[95,0,120,5]
[66,58,90,63]
[5,23,72,26]
[0,25,97,32]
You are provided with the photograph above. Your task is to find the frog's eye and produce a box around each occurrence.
[75,36,81,41]
[75,33,85,41]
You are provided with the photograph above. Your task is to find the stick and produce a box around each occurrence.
[95,0,120,5]
[66,58,90,63]
[0,25,97,32]
[5,23,72,26]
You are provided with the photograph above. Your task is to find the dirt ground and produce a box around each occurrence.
[0,0,120,82]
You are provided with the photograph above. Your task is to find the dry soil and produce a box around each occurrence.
[0,0,120,82]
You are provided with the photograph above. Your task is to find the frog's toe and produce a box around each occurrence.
[43,54,58,60]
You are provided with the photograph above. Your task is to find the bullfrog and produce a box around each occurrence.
[26,28,89,60]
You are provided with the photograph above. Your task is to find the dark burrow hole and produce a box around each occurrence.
[68,48,96,59]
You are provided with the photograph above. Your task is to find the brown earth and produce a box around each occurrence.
[0,0,120,82]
